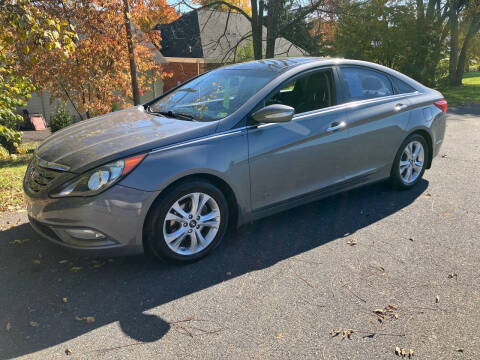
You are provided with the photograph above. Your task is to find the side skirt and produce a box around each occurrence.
[245,171,388,224]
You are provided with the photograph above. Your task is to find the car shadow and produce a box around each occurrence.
[0,179,428,358]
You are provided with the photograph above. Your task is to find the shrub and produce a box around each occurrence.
[50,105,73,133]
[0,124,22,154]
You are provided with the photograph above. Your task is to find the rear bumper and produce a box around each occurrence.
[25,185,159,257]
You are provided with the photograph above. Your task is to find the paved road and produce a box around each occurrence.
[1,107,479,359]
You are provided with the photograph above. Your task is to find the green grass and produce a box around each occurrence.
[437,71,480,107]
[0,142,40,212]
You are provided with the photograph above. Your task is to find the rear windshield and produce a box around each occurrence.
[149,68,276,122]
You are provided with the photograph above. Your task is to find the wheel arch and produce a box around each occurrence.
[141,173,240,250]
[408,129,433,169]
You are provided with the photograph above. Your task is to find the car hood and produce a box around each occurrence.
[36,106,217,173]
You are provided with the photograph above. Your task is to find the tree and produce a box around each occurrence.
[123,0,141,105]
[334,0,451,86]
[0,0,76,129]
[28,0,177,118]
[448,0,480,85]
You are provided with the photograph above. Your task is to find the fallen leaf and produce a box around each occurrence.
[92,261,106,269]
[9,239,31,244]
[347,238,357,246]
[29,321,39,327]
[455,347,464,352]
[65,348,72,355]
[408,237,414,242]
[5,322,11,331]
[330,328,342,337]
[85,316,95,323]
[33,259,40,264]
[62,297,68,304]
[70,267,82,272]
[374,308,386,316]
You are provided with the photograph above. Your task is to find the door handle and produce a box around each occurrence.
[395,103,408,112]
[326,121,346,132]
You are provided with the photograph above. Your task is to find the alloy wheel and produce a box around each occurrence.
[399,140,424,184]
[163,192,220,255]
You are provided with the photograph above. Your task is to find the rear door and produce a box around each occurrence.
[247,67,350,212]
[338,66,414,180]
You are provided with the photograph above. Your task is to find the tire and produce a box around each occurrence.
[390,134,429,190]
[145,180,229,262]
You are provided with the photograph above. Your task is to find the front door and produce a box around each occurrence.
[247,68,350,212]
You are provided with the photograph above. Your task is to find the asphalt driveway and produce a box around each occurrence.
[0,106,479,359]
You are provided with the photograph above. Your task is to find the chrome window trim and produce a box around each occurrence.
[151,91,419,151]
[253,92,418,129]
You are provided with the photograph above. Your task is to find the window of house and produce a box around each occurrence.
[340,67,393,101]
[266,70,335,114]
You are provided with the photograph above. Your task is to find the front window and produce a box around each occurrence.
[266,69,335,114]
[148,68,277,122]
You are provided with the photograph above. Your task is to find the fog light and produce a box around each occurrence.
[64,228,106,240]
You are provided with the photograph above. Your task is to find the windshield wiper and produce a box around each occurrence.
[146,106,195,121]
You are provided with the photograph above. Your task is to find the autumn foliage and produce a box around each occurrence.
[28,0,178,118]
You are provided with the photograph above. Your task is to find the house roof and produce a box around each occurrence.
[155,9,307,62]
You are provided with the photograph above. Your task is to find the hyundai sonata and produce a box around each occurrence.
[24,58,447,262]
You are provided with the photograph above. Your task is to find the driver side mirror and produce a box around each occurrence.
[252,104,294,124]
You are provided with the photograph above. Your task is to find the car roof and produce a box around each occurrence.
[223,57,428,90]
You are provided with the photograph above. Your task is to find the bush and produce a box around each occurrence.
[50,105,73,133]
[0,124,22,154]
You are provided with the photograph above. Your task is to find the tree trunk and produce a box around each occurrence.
[250,0,264,59]
[266,0,280,58]
[448,1,459,86]
[123,0,141,105]
[455,17,480,85]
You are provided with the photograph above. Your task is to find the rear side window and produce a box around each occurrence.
[340,67,393,101]
[392,77,416,94]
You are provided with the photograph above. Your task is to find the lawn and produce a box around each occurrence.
[0,142,40,212]
[437,71,480,107]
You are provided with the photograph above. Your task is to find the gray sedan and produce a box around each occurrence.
[24,58,447,262]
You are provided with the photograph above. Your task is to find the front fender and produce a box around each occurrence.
[119,128,251,224]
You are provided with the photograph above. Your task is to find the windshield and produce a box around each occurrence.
[148,68,276,122]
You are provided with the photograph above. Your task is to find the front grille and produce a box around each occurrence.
[26,156,63,193]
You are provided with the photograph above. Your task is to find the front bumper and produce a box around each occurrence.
[26,184,158,257]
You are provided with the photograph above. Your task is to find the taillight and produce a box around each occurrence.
[434,99,447,113]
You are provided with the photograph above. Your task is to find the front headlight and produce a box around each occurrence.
[50,154,146,197]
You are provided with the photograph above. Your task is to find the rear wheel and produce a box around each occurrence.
[390,134,429,190]
[145,180,229,262]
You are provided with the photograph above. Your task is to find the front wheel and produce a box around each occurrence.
[390,134,429,190]
[145,180,229,262]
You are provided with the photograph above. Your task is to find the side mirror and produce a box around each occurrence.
[252,104,294,124]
